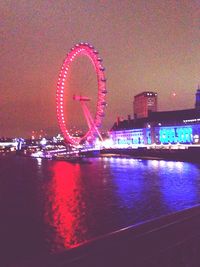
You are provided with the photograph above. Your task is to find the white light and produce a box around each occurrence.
[40,138,47,146]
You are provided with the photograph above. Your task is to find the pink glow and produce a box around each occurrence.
[56,43,107,145]
[45,162,86,248]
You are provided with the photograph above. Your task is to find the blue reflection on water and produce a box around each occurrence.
[105,157,200,219]
[158,161,199,210]
[107,158,145,206]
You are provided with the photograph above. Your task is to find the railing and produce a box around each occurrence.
[45,205,200,267]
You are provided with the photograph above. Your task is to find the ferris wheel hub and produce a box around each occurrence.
[73,95,91,102]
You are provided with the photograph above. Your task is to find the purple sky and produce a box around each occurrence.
[1,0,200,137]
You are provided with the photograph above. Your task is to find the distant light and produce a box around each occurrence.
[172,92,176,97]
[40,138,47,146]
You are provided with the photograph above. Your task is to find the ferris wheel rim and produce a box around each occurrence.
[56,42,107,145]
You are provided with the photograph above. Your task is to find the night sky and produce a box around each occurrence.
[1,1,200,137]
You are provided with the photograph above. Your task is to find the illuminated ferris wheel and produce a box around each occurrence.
[56,42,107,146]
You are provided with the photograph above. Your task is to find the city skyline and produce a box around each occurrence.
[1,0,200,137]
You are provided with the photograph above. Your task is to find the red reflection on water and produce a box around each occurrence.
[45,161,87,249]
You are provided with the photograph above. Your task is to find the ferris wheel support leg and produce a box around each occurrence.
[88,116,103,142]
[81,102,103,142]
[81,102,92,129]
[86,108,103,142]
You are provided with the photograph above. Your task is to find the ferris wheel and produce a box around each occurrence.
[56,42,107,146]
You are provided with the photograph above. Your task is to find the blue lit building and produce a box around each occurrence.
[110,89,200,146]
[110,128,145,146]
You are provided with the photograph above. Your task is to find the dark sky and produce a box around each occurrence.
[1,0,200,137]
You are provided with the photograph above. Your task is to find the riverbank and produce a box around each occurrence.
[100,147,200,163]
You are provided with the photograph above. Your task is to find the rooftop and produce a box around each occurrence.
[111,108,200,131]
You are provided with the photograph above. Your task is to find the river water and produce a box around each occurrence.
[1,155,200,266]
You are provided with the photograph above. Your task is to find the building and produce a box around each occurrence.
[195,85,200,110]
[133,91,157,119]
[110,87,200,147]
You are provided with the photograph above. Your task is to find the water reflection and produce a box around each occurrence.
[108,158,200,218]
[158,161,198,210]
[43,157,200,251]
[36,157,42,166]
[109,159,146,207]
[1,156,200,265]
[45,161,88,249]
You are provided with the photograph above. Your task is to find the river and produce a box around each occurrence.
[1,155,200,266]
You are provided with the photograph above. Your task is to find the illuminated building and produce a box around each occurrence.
[111,88,200,146]
[133,91,157,119]
[111,109,200,146]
